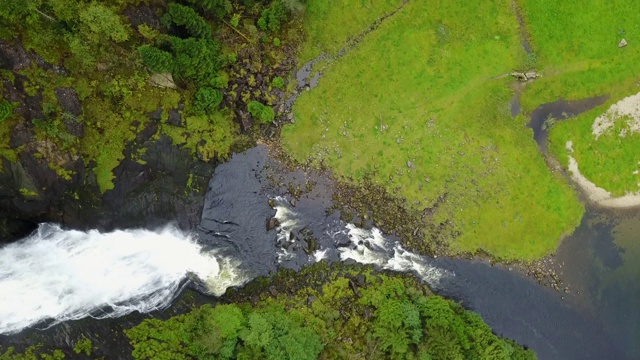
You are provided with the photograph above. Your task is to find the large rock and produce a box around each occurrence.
[54,87,82,117]
[0,40,31,70]
[619,38,628,48]
[149,73,176,89]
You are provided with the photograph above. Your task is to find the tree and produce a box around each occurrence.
[138,45,174,73]
[163,3,212,39]
[258,1,287,32]
[185,0,231,18]
[169,37,222,85]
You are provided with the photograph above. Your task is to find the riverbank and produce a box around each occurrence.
[282,0,584,261]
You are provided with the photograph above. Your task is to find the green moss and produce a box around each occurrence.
[48,161,74,181]
[162,110,238,162]
[73,336,93,356]
[19,188,39,197]
[0,117,18,163]
[82,98,139,194]
[0,345,65,360]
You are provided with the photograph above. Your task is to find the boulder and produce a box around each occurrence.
[619,38,628,48]
[149,73,176,89]
[54,87,82,117]
[266,217,280,231]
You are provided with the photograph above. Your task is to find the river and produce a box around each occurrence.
[0,144,636,359]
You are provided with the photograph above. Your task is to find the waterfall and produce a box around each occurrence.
[0,224,244,335]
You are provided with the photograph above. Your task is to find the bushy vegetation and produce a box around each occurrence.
[284,0,583,260]
[163,3,213,39]
[185,0,231,18]
[0,0,300,192]
[138,45,174,73]
[168,37,223,86]
[247,100,275,124]
[193,87,224,114]
[271,76,285,89]
[127,264,535,359]
[126,304,323,360]
[258,1,288,32]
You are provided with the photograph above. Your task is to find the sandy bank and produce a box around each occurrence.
[566,141,640,208]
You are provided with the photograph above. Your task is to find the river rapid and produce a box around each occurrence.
[0,145,634,359]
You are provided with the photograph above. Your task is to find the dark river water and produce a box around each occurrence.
[195,145,630,360]
[0,139,636,359]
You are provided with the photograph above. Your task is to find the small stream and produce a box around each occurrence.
[524,96,640,359]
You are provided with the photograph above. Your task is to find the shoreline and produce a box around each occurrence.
[566,139,640,208]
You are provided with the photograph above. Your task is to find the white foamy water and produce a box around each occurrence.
[272,196,450,286]
[339,224,451,287]
[0,224,244,335]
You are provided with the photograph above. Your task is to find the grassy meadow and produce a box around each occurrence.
[283,0,584,260]
[298,0,404,64]
[519,0,640,196]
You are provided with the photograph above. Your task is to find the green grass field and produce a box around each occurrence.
[283,0,584,260]
[298,0,404,64]
[519,0,640,196]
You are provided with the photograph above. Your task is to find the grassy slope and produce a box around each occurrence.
[519,0,640,195]
[283,0,583,260]
[298,0,404,63]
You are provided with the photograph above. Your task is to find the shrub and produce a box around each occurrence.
[193,87,223,114]
[230,13,241,27]
[138,45,174,73]
[258,1,287,32]
[271,76,284,89]
[186,0,231,18]
[79,2,129,43]
[163,3,212,39]
[247,101,275,124]
[170,37,223,85]
[273,37,281,46]
[0,100,13,122]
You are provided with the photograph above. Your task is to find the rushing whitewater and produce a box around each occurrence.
[271,197,450,288]
[0,224,241,335]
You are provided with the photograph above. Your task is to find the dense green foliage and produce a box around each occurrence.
[138,45,175,73]
[126,304,323,360]
[193,87,223,114]
[78,2,129,43]
[0,0,304,190]
[126,265,535,359]
[258,1,288,32]
[247,100,275,124]
[186,0,231,18]
[163,3,213,39]
[72,336,92,356]
[169,37,223,86]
